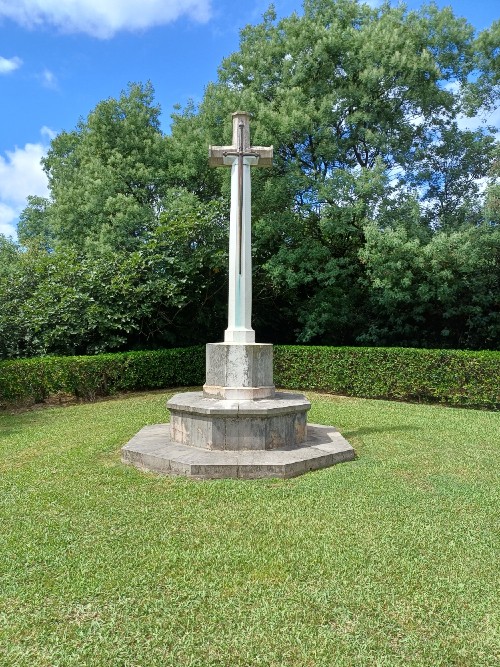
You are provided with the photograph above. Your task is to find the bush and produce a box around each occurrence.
[1,345,498,410]
[0,347,205,406]
[274,346,500,410]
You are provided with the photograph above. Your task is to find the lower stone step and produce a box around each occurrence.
[121,423,355,479]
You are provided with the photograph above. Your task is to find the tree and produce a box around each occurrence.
[11,0,500,357]
[18,196,54,250]
[2,190,229,358]
[0,235,18,276]
[167,0,497,345]
[485,145,500,223]
[407,123,496,229]
[469,19,500,112]
[21,82,170,252]
[360,221,500,348]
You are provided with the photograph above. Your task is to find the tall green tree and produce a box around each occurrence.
[20,82,170,251]
[485,145,500,223]
[407,123,496,229]
[360,221,499,348]
[10,0,500,357]
[168,0,497,345]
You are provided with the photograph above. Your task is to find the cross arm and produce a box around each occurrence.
[208,145,274,167]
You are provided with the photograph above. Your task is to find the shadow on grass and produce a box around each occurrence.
[0,426,20,441]
[0,411,45,434]
[344,424,420,439]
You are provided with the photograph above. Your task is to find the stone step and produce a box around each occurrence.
[122,423,355,479]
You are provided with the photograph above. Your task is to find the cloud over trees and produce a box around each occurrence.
[0,0,212,38]
[0,133,50,238]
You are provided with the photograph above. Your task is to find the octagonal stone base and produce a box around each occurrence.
[167,391,310,451]
[121,423,355,479]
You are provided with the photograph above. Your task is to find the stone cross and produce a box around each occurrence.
[209,112,273,344]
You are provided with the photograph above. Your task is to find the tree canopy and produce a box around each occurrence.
[2,0,499,357]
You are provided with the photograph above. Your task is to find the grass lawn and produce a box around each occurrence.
[0,390,499,667]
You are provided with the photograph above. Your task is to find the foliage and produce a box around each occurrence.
[2,191,228,357]
[0,347,204,405]
[20,82,169,252]
[1,345,498,410]
[0,392,499,666]
[4,1,500,354]
[359,221,500,349]
[0,235,18,276]
[274,346,500,410]
[485,144,500,222]
[407,123,496,229]
[166,0,500,347]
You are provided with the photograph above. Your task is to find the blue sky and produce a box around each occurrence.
[0,0,498,240]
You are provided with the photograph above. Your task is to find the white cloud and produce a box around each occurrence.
[0,0,212,38]
[0,203,18,239]
[41,125,57,140]
[39,67,58,89]
[0,129,52,240]
[0,55,22,74]
[0,142,49,206]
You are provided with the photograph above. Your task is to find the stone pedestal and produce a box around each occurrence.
[121,342,355,479]
[122,422,355,479]
[203,342,274,400]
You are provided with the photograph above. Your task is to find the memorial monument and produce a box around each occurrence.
[122,112,354,478]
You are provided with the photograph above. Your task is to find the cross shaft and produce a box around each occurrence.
[222,122,261,273]
[208,112,273,344]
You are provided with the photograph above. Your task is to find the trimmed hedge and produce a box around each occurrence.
[0,347,205,406]
[0,345,498,410]
[274,346,500,410]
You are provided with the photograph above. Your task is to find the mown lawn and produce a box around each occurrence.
[0,390,499,667]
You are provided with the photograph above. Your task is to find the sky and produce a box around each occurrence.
[0,0,498,240]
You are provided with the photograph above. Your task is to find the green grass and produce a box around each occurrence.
[1,390,499,667]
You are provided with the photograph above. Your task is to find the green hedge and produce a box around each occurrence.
[274,346,500,410]
[0,345,498,410]
[0,347,205,406]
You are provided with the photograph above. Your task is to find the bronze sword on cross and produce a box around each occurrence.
[222,121,261,274]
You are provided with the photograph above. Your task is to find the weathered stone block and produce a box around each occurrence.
[167,391,310,451]
[203,342,275,399]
